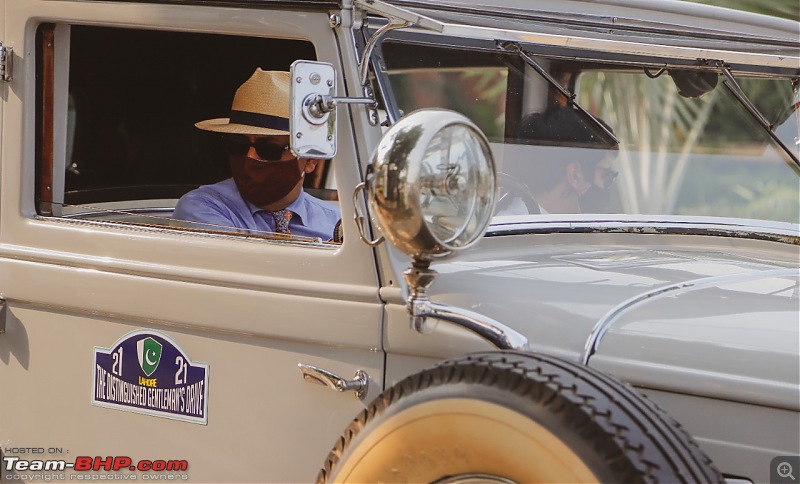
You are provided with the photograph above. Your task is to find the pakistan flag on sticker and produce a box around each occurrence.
[137,337,162,376]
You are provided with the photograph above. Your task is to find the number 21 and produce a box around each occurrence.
[175,356,188,385]
[112,347,123,376]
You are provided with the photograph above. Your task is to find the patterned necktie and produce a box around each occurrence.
[270,209,292,234]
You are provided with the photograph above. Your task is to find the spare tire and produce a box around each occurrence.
[318,351,722,483]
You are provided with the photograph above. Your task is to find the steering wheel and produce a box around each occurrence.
[496,172,540,215]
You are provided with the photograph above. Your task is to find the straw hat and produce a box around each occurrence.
[195,69,291,136]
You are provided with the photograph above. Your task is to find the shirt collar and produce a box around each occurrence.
[246,188,309,224]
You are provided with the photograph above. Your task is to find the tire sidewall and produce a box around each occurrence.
[331,379,618,483]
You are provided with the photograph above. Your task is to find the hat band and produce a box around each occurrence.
[229,110,290,131]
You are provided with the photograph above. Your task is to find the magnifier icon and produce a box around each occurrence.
[778,462,796,480]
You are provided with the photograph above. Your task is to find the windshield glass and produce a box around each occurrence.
[380,39,800,226]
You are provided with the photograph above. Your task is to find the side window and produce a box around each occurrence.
[36,24,341,245]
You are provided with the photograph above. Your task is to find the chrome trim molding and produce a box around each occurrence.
[581,268,800,364]
[33,215,337,249]
[487,218,800,246]
[369,13,798,69]
[390,0,798,49]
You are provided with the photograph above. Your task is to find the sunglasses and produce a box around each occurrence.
[221,136,291,161]
[596,166,619,187]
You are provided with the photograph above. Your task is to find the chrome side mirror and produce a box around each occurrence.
[367,109,496,261]
[290,60,377,160]
[290,60,337,160]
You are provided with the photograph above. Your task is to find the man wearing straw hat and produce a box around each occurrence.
[174,69,340,239]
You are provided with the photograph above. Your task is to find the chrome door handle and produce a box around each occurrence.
[298,364,369,401]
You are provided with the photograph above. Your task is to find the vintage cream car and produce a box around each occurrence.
[0,0,798,482]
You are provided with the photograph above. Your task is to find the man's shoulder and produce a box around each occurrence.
[174,178,243,218]
[302,190,341,216]
[178,179,238,205]
[185,178,237,198]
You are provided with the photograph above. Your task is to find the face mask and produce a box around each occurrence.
[579,183,613,213]
[230,155,303,207]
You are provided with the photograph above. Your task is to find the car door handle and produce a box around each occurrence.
[298,364,369,401]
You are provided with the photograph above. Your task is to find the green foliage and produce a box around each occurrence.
[683,0,799,21]
[677,161,800,223]
[578,70,799,223]
[698,78,795,148]
[389,69,507,140]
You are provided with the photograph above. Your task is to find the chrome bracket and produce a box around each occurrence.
[353,181,385,247]
[0,43,12,82]
[298,364,370,401]
[353,0,443,35]
[404,261,530,351]
[352,0,446,87]
[355,18,411,87]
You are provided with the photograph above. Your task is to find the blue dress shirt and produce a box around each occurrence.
[173,178,340,240]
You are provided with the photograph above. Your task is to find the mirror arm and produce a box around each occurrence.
[310,94,376,115]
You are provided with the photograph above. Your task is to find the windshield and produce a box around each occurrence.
[379,38,800,226]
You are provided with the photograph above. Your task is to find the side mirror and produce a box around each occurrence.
[669,69,718,98]
[290,60,337,160]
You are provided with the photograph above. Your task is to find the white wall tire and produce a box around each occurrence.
[318,351,722,483]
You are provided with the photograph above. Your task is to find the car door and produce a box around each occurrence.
[0,2,382,482]
[0,0,6,198]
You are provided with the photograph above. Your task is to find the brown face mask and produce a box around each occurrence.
[230,155,303,207]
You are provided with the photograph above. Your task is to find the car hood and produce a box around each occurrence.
[428,234,799,408]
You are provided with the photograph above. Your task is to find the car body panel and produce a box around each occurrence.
[383,231,799,483]
[588,270,799,410]
[384,230,798,358]
[640,388,800,483]
[586,268,800,482]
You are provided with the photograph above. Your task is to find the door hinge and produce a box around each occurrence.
[0,42,13,82]
[0,298,6,334]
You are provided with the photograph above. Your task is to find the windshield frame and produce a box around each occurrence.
[367,24,800,122]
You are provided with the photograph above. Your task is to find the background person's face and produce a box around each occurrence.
[592,157,618,189]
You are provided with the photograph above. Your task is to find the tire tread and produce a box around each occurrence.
[317,351,723,483]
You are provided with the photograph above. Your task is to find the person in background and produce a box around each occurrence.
[514,107,619,214]
[174,68,340,240]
